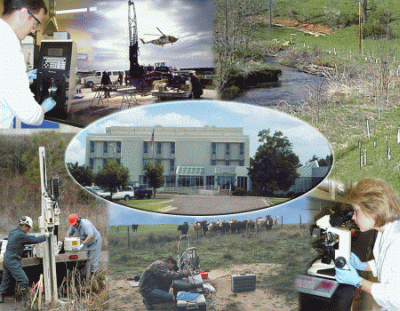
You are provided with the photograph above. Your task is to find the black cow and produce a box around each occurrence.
[266,215,273,231]
[238,220,248,233]
[178,222,189,235]
[200,221,208,236]
[132,224,139,232]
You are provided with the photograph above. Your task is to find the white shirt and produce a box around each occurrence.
[368,220,400,310]
[0,18,44,128]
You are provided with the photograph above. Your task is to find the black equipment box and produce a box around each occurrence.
[172,276,204,297]
[176,292,207,311]
[231,274,256,292]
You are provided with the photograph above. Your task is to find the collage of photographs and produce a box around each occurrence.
[1,0,400,310]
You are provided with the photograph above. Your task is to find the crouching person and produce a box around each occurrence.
[0,217,49,304]
[139,257,190,310]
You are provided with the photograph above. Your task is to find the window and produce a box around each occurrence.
[225,143,230,155]
[89,158,94,170]
[103,158,108,168]
[212,142,216,155]
[143,142,148,154]
[237,177,248,190]
[116,158,121,165]
[225,160,230,166]
[211,160,216,166]
[103,142,108,153]
[116,141,121,153]
[171,142,175,154]
[239,160,244,166]
[166,175,176,187]
[240,143,244,155]
[157,142,162,154]
[90,141,95,153]
[170,159,175,172]
[206,176,214,186]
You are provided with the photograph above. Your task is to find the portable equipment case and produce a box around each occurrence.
[231,274,256,292]
[176,291,207,310]
[172,274,204,297]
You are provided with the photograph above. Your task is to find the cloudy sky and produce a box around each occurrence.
[65,100,333,166]
[108,193,313,226]
[68,0,214,70]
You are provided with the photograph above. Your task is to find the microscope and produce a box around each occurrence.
[307,210,354,280]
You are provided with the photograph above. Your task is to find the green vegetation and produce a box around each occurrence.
[215,0,400,194]
[108,224,316,302]
[220,64,282,100]
[123,197,173,211]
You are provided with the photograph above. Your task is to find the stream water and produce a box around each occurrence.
[235,59,325,107]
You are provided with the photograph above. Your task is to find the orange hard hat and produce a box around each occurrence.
[68,213,79,226]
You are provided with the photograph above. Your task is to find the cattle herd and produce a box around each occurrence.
[180,215,280,237]
[116,216,280,236]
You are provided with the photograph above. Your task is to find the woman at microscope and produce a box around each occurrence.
[335,178,400,310]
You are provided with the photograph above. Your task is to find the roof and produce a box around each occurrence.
[297,160,319,178]
[176,166,205,176]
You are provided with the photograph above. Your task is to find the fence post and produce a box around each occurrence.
[127,225,130,250]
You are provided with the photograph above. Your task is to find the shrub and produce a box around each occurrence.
[232,187,246,196]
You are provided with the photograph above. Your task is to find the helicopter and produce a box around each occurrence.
[140,27,178,46]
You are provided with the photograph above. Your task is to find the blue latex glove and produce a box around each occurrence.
[80,243,84,250]
[335,262,363,287]
[41,97,56,112]
[350,252,367,271]
[45,232,50,238]
[27,69,37,80]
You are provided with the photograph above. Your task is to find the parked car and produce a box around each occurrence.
[111,186,135,201]
[84,186,111,199]
[133,186,153,199]
[83,70,125,88]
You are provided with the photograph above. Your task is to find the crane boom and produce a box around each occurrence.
[128,0,140,78]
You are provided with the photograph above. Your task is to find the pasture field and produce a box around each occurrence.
[108,223,316,304]
[241,4,400,194]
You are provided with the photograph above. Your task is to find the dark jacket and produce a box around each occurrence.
[139,260,186,296]
[4,226,46,261]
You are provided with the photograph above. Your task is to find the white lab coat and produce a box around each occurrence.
[0,19,44,128]
[368,220,400,310]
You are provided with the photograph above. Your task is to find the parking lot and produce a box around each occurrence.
[157,194,272,215]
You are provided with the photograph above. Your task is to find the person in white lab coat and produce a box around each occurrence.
[335,178,400,310]
[0,0,56,128]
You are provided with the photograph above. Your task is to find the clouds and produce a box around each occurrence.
[72,0,214,70]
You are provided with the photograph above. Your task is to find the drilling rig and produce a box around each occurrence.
[128,0,140,79]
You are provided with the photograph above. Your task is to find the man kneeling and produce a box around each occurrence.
[139,257,190,310]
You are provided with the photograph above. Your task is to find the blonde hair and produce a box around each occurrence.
[349,178,400,227]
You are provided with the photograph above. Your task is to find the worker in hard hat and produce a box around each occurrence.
[0,216,49,304]
[66,213,102,275]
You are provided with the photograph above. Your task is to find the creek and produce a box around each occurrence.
[235,58,326,107]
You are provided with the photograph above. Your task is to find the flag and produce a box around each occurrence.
[150,129,155,148]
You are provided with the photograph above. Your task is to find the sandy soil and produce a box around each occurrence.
[107,263,298,311]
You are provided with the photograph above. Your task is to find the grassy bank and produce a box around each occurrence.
[220,64,282,100]
[108,224,315,302]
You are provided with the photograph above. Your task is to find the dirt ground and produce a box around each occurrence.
[107,263,298,311]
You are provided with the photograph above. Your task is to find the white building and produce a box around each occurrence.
[85,125,251,191]
[288,160,331,194]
